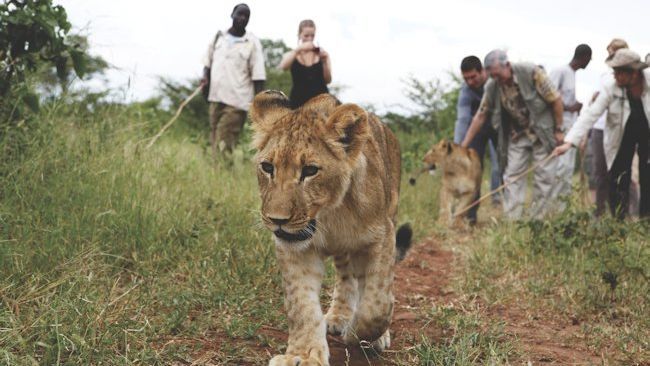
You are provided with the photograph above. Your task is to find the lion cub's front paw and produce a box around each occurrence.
[269,353,328,366]
[370,329,391,352]
[325,311,351,336]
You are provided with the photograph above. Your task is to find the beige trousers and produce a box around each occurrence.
[503,134,558,220]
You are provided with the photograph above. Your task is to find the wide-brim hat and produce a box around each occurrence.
[606,48,648,70]
[605,38,628,61]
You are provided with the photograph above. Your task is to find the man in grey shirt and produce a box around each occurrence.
[453,56,500,223]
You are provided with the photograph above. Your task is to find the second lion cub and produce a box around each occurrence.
[423,139,482,226]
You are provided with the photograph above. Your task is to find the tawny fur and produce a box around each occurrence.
[250,91,404,366]
[422,139,482,226]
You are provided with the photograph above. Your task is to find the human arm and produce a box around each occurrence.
[553,87,611,156]
[250,38,267,95]
[320,49,332,84]
[201,66,210,86]
[551,97,565,144]
[278,50,297,70]
[278,42,315,70]
[453,87,473,144]
[253,80,265,95]
[461,110,488,148]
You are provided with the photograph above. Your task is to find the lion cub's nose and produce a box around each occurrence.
[269,217,290,226]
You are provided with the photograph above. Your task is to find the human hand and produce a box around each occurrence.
[554,131,565,145]
[553,142,572,156]
[200,77,208,87]
[319,49,329,60]
[297,41,314,52]
[567,102,583,113]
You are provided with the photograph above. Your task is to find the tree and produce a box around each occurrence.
[260,38,292,96]
[0,0,93,117]
[400,74,461,137]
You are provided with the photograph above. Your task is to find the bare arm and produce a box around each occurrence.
[253,80,265,95]
[278,50,297,71]
[461,110,487,148]
[551,97,564,130]
[321,50,332,84]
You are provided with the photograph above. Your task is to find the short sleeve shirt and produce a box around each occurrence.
[202,30,266,111]
[550,64,577,124]
[479,66,559,133]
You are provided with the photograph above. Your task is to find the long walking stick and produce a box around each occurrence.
[453,153,557,218]
[145,86,203,149]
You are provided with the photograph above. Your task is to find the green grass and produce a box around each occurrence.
[459,209,650,364]
[0,102,647,365]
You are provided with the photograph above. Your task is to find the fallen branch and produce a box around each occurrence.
[145,85,202,149]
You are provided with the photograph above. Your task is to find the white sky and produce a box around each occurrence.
[59,0,650,113]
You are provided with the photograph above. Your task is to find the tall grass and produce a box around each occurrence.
[0,103,284,364]
[1,100,646,365]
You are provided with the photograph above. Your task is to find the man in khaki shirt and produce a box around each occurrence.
[201,3,266,156]
[462,50,564,220]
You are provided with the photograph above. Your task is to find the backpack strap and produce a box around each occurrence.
[207,31,223,67]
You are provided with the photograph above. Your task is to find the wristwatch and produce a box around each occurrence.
[555,126,566,133]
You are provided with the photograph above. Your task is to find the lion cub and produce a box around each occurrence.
[250,91,412,366]
[423,139,481,226]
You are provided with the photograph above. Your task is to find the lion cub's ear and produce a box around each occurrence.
[301,94,341,116]
[250,90,292,134]
[324,104,370,159]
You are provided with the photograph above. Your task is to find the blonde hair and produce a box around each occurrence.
[298,19,316,37]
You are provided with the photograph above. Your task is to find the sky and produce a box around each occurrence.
[59,0,650,113]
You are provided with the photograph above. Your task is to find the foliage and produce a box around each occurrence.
[398,73,461,137]
[462,207,650,364]
[260,38,292,96]
[0,0,102,123]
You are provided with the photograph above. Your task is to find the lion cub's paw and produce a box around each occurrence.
[269,354,328,366]
[370,329,391,352]
[325,311,351,336]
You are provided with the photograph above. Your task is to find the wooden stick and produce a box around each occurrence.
[145,86,203,149]
[453,153,557,217]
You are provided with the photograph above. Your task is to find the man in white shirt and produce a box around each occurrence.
[201,3,266,156]
[549,44,592,209]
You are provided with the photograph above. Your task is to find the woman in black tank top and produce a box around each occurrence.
[279,19,332,109]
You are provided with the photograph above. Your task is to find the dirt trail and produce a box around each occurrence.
[186,235,605,365]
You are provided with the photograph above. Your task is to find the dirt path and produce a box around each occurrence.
[185,235,605,365]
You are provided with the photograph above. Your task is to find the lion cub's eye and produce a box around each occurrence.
[261,162,274,175]
[300,165,319,181]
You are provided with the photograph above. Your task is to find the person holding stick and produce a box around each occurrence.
[200,3,266,157]
[554,49,650,219]
[461,49,564,220]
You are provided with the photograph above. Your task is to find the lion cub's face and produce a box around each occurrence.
[250,92,370,248]
[423,139,453,173]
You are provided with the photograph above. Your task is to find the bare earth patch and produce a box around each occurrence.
[170,234,610,365]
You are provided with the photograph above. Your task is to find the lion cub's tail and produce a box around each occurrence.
[395,223,413,262]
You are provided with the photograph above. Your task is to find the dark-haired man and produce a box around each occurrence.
[201,3,266,157]
[549,44,592,208]
[453,56,500,223]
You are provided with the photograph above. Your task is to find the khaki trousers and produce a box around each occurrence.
[550,118,577,210]
[209,102,247,154]
[503,135,558,220]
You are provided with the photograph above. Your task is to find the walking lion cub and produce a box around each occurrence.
[250,91,412,366]
[422,139,482,226]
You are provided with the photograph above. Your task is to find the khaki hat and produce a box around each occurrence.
[606,48,648,70]
[605,38,628,61]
